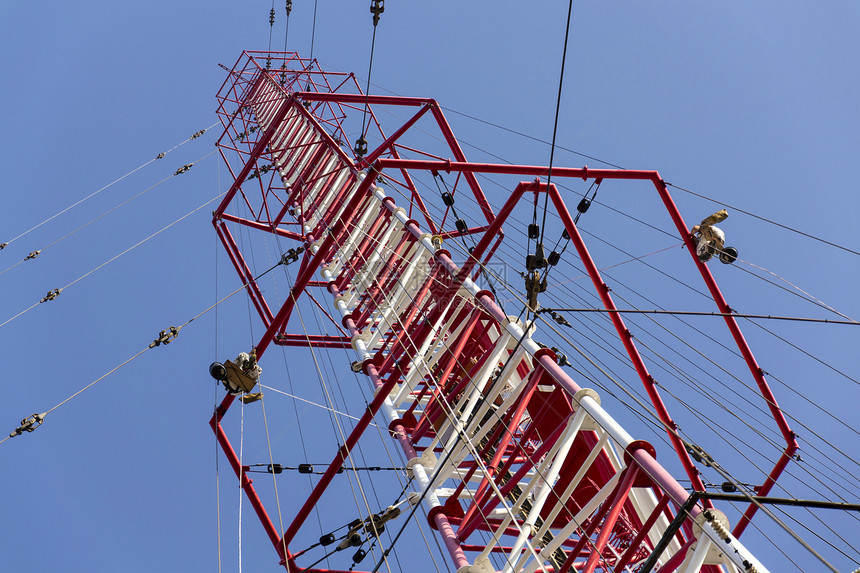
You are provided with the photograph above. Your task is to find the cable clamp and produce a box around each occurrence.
[280,247,304,266]
[548,310,570,327]
[24,250,41,261]
[0,242,6,250]
[370,0,384,25]
[9,412,46,438]
[155,152,165,160]
[524,270,547,310]
[685,442,713,467]
[190,129,206,140]
[174,163,193,176]
[149,326,180,348]
[40,289,61,303]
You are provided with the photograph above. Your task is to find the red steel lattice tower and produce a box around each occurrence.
[209,51,795,573]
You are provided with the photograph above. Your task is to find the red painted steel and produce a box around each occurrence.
[208,51,781,573]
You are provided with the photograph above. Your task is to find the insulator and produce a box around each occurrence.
[562,228,570,240]
[209,362,227,381]
[354,137,368,157]
[353,548,367,562]
[455,219,468,234]
[267,463,284,474]
[534,242,546,266]
[719,246,738,265]
[548,250,560,266]
[298,463,314,474]
[319,533,335,546]
[577,197,591,214]
[441,192,454,206]
[721,481,738,493]
[528,223,540,239]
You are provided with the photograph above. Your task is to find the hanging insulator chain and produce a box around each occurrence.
[190,128,206,140]
[574,178,602,224]
[285,0,292,16]
[149,326,180,348]
[370,0,384,26]
[24,250,41,261]
[9,412,46,438]
[40,289,61,303]
[248,164,272,180]
[174,163,193,176]
[269,8,276,25]
[279,246,304,266]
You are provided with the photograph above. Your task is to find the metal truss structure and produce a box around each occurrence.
[209,51,796,573]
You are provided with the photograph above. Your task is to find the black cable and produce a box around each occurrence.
[309,0,319,64]
[357,5,381,157]
[538,0,574,249]
[537,307,860,326]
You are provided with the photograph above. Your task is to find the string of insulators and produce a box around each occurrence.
[256,462,405,475]
[370,0,384,26]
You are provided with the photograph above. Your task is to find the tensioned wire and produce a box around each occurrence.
[262,160,832,568]
[582,273,860,498]
[0,123,218,252]
[223,110,344,564]
[0,166,225,329]
[545,222,860,473]
[237,212,404,572]
[396,152,852,478]
[235,89,848,568]
[0,240,289,447]
[352,104,852,568]
[382,160,788,470]
[400,165,796,446]
[340,226,784,568]
[472,244,857,567]
[0,148,218,279]
[364,96,854,324]
[279,245,410,571]
[266,219,409,570]
[414,160,860,454]
[300,284,421,573]
[372,168,848,564]
[460,244,844,569]
[438,176,860,510]
[291,284,398,573]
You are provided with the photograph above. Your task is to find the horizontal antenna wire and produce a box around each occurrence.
[0,180,223,329]
[538,307,860,326]
[1,253,288,446]
[377,174,846,568]
[0,123,217,250]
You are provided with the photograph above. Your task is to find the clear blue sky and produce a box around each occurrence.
[1,2,858,572]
